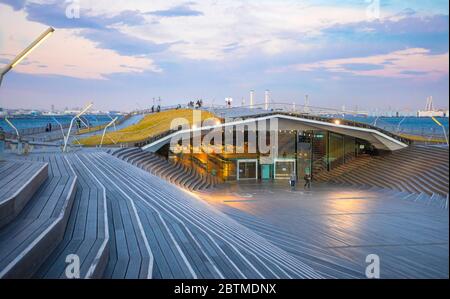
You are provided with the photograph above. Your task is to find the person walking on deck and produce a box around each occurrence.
[0,127,5,161]
[289,173,296,191]
[304,174,311,190]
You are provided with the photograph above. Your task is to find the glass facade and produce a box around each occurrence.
[328,132,344,170]
[278,132,296,158]
[344,135,357,163]
[274,160,296,179]
[297,132,312,179]
[167,128,362,181]
[237,160,258,180]
[311,131,327,175]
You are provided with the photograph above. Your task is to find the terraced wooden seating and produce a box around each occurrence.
[35,154,109,279]
[204,182,448,278]
[111,148,218,191]
[214,204,363,278]
[315,146,449,200]
[0,155,77,278]
[1,147,445,279]
[83,152,323,278]
[0,160,48,228]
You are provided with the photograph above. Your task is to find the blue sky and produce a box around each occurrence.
[0,0,448,112]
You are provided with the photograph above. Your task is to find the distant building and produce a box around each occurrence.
[417,110,447,117]
[264,90,270,110]
[417,96,449,117]
[249,90,254,108]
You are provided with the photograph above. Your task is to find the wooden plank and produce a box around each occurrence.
[0,153,77,278]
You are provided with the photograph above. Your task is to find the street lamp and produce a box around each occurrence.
[52,117,66,140]
[63,102,93,152]
[4,117,21,154]
[0,27,55,87]
[431,116,449,146]
[100,117,118,148]
[107,113,117,131]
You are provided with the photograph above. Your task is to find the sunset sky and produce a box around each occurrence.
[0,0,448,112]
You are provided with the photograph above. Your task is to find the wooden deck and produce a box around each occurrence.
[199,181,449,278]
[34,154,109,278]
[5,150,313,279]
[112,148,218,191]
[0,148,447,279]
[0,160,48,228]
[315,146,449,199]
[81,152,321,278]
[0,155,77,278]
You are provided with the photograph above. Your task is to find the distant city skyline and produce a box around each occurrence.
[0,0,448,112]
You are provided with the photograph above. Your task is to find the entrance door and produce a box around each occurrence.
[261,164,271,180]
[274,159,296,179]
[237,159,258,180]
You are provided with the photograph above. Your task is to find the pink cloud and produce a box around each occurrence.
[279,48,449,80]
[0,4,161,80]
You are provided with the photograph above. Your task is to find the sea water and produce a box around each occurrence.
[343,116,449,137]
[0,114,120,133]
[0,114,448,138]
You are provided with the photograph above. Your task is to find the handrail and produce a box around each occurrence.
[76,113,130,135]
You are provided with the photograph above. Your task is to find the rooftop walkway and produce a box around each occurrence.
[111,148,219,191]
[0,150,323,278]
[315,145,449,202]
[84,152,321,278]
[34,153,109,278]
[199,181,449,278]
[0,147,447,279]
[0,159,48,228]
[0,155,77,278]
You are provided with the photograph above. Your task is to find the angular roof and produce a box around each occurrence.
[142,112,409,152]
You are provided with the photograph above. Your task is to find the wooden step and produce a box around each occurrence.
[0,160,48,228]
[0,155,77,278]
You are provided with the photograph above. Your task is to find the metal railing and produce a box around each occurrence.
[4,103,447,148]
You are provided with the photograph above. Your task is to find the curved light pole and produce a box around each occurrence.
[4,117,21,154]
[4,117,20,140]
[396,116,406,133]
[77,116,89,130]
[432,116,449,146]
[52,117,65,140]
[1,27,55,155]
[107,113,117,131]
[63,102,93,152]
[100,117,118,148]
[0,27,55,88]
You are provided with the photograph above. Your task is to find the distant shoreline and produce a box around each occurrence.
[0,114,447,138]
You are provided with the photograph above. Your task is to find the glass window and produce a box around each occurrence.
[238,160,257,180]
[274,160,296,179]
[328,133,344,170]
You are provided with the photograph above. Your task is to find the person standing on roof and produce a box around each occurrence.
[0,126,5,161]
[304,173,312,190]
[289,172,296,191]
